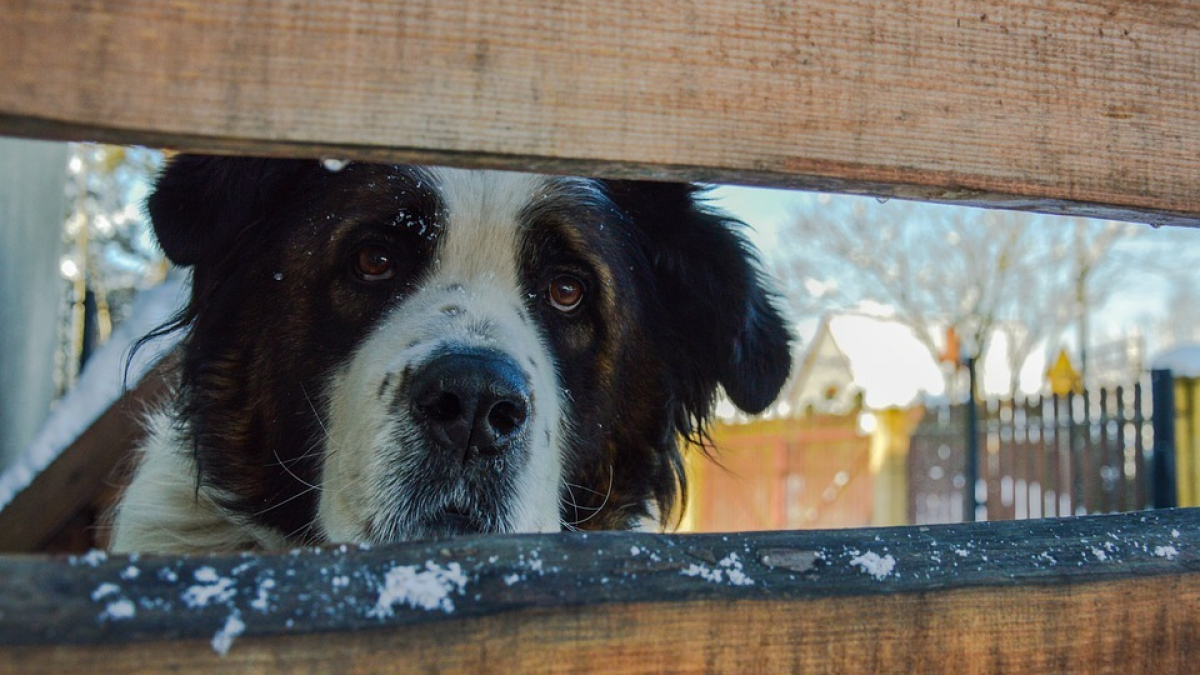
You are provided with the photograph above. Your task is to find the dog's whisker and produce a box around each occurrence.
[563,468,613,528]
[562,481,611,498]
[251,484,321,518]
[561,482,583,529]
[283,519,319,545]
[300,381,342,451]
[271,445,322,491]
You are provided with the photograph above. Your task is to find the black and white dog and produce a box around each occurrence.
[110,156,791,553]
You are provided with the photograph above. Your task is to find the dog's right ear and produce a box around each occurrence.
[146,155,317,267]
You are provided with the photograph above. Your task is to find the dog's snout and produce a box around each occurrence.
[410,351,530,461]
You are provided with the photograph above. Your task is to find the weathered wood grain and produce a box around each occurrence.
[0,509,1196,673]
[1,1,1198,225]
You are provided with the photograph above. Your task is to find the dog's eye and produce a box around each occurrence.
[354,245,397,281]
[547,274,585,313]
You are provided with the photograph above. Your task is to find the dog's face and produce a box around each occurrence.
[147,156,791,545]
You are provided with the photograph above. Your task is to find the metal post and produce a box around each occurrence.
[1151,369,1178,509]
[965,354,980,522]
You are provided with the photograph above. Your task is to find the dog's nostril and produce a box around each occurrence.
[487,400,526,439]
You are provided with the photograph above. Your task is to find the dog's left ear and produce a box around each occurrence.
[146,155,319,268]
[605,181,793,415]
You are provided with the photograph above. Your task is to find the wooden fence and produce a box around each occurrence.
[689,414,872,532]
[2,0,1200,672]
[910,385,1155,524]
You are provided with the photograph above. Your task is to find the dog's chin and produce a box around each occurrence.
[420,508,496,537]
[356,503,509,544]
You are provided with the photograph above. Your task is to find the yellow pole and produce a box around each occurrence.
[1177,378,1200,508]
[870,408,913,527]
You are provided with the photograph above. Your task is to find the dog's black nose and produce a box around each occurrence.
[410,351,530,461]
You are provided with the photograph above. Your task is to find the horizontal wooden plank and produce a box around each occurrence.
[1,509,1197,673]
[1,1,1198,225]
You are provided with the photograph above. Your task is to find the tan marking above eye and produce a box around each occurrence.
[355,245,397,281]
[548,274,584,312]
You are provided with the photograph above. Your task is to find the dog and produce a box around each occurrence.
[109,156,792,553]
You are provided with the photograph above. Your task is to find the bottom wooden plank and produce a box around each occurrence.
[0,509,1196,673]
[4,575,1197,675]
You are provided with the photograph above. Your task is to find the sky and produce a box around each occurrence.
[708,184,1200,361]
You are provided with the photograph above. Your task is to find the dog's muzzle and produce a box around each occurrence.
[408,349,531,466]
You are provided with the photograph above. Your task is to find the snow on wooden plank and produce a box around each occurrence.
[1,1,1198,226]
[0,509,1197,673]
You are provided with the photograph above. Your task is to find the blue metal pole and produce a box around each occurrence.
[965,355,980,522]
[1151,369,1177,509]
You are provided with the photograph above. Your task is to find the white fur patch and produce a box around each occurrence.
[111,412,289,554]
[318,169,566,544]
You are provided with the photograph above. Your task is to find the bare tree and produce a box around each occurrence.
[772,196,1147,397]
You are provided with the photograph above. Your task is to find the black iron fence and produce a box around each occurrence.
[909,377,1174,524]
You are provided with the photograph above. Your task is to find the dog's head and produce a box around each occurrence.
[147,156,791,545]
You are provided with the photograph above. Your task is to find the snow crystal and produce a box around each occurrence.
[953,549,969,558]
[194,567,220,583]
[102,599,136,621]
[369,562,468,616]
[1090,547,1108,561]
[503,573,522,586]
[724,566,753,587]
[630,546,641,556]
[682,563,724,583]
[321,158,349,172]
[250,578,276,612]
[331,575,350,589]
[77,550,108,567]
[91,583,120,601]
[1154,545,1179,561]
[211,612,245,656]
[849,551,897,581]
[120,566,140,580]
[681,552,754,586]
[183,570,237,608]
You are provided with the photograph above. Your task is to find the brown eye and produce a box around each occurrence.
[354,245,397,281]
[548,274,584,313]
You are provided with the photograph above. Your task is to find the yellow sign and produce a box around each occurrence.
[1046,349,1082,396]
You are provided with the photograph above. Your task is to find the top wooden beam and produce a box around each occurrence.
[1,0,1198,225]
